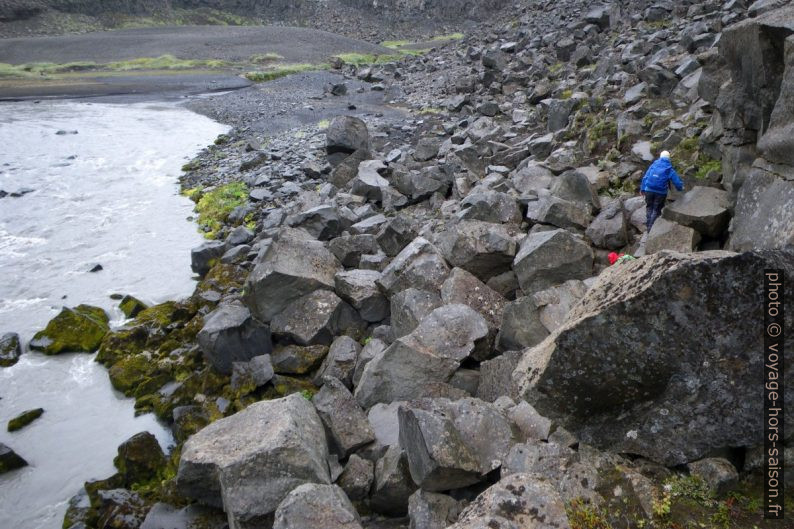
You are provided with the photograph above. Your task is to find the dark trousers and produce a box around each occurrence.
[645,192,667,232]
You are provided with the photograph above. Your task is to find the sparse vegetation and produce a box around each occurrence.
[249,52,285,64]
[431,32,465,41]
[0,55,229,79]
[245,63,323,82]
[695,158,722,180]
[566,499,613,529]
[333,52,403,65]
[194,182,249,239]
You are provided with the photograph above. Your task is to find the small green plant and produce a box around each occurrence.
[381,39,413,48]
[695,158,721,180]
[418,106,444,115]
[566,499,613,529]
[431,32,465,41]
[549,62,565,74]
[181,186,203,201]
[214,134,230,145]
[560,89,574,99]
[361,336,372,346]
[317,119,330,130]
[195,182,249,239]
[299,389,314,401]
[666,474,714,506]
[652,491,672,519]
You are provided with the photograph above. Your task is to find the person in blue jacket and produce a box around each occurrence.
[640,150,684,232]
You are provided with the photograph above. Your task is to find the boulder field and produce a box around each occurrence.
[10,0,793,528]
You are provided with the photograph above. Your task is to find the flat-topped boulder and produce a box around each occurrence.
[662,186,731,238]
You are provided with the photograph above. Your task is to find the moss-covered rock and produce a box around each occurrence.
[119,295,148,319]
[29,305,109,355]
[0,443,27,474]
[96,326,149,367]
[7,408,44,432]
[62,488,92,529]
[108,354,156,395]
[113,432,166,486]
[136,301,189,329]
[0,332,22,367]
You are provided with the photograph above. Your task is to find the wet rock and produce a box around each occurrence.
[513,229,593,295]
[271,290,364,346]
[271,344,328,375]
[662,186,731,238]
[335,270,389,322]
[140,503,228,529]
[191,241,226,277]
[197,303,272,375]
[244,228,340,322]
[447,473,569,529]
[313,376,375,456]
[338,454,374,501]
[371,445,417,516]
[63,488,92,529]
[94,489,150,529]
[176,394,330,525]
[273,483,362,529]
[327,116,370,165]
[0,443,27,474]
[435,220,519,282]
[514,249,794,465]
[355,305,488,408]
[408,490,462,529]
[645,218,701,254]
[7,408,44,432]
[687,458,739,495]
[0,332,21,367]
[329,234,380,267]
[113,431,166,485]
[398,397,514,491]
[377,237,450,296]
[390,288,443,339]
[119,295,148,319]
[29,305,109,355]
[376,215,418,257]
[314,335,361,388]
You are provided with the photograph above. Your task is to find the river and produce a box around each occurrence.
[0,99,228,529]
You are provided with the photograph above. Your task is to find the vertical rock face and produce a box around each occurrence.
[176,394,330,527]
[514,249,794,466]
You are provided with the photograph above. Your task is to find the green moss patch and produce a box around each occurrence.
[194,182,249,239]
[7,408,44,432]
[30,305,109,355]
[119,295,148,319]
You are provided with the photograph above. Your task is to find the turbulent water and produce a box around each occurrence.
[0,100,228,529]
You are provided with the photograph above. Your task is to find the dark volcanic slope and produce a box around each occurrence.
[0,25,394,64]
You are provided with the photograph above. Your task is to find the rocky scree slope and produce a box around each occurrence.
[16,0,794,528]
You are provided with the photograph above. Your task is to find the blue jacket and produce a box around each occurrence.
[640,158,684,195]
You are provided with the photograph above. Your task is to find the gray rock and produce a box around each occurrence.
[390,288,443,339]
[329,235,380,267]
[398,398,514,491]
[331,149,371,187]
[546,98,578,132]
[687,458,739,495]
[0,443,27,474]
[551,170,600,214]
[526,193,593,231]
[335,270,389,322]
[511,161,554,194]
[286,205,344,241]
[414,138,441,162]
[355,305,488,408]
[338,454,374,501]
[270,344,328,375]
[141,503,228,529]
[368,401,404,449]
[273,484,362,529]
[314,335,361,388]
[231,355,275,392]
[447,473,569,529]
[327,116,369,164]
[459,191,522,224]
[271,290,364,346]
[497,296,549,352]
[376,215,418,257]
[226,226,254,247]
[377,237,450,296]
[353,337,387,387]
[313,377,375,457]
[244,228,340,322]
[197,303,272,375]
[0,332,21,367]
[176,394,330,525]
[508,401,553,441]
[532,280,590,334]
[645,217,701,254]
[513,229,593,295]
[191,241,226,277]
[586,200,628,250]
[477,351,522,403]
[662,187,731,238]
[393,166,450,203]
[370,445,417,516]
[729,165,794,251]
[351,160,392,203]
[408,490,462,529]
[435,220,519,282]
[514,249,794,465]
[441,267,506,334]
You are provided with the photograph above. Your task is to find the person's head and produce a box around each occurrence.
[660,150,671,159]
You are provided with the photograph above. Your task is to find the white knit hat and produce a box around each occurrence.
[660,150,671,159]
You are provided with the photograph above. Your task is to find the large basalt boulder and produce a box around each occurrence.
[514,250,794,465]
[313,377,374,457]
[355,305,488,408]
[377,237,451,296]
[497,296,549,352]
[376,214,418,257]
[458,191,522,224]
[398,398,515,491]
[586,200,628,250]
[29,305,109,355]
[435,220,519,282]
[244,228,341,322]
[0,332,21,367]
[271,290,364,346]
[197,303,272,375]
[408,490,462,529]
[335,269,389,323]
[329,234,379,267]
[645,218,701,254]
[313,335,361,389]
[390,288,443,339]
[662,186,731,238]
[526,193,593,231]
[176,394,330,527]
[191,241,226,277]
[272,484,362,529]
[441,268,506,335]
[370,445,417,516]
[728,164,794,251]
[512,229,593,295]
[447,473,571,529]
[326,116,369,165]
[113,432,166,486]
[286,205,344,241]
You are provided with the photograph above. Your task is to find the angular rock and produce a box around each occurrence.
[435,220,519,282]
[7,408,43,432]
[313,335,361,388]
[408,490,462,529]
[551,170,600,213]
[176,394,330,525]
[356,305,488,408]
[113,432,166,486]
[441,268,506,331]
[393,166,450,203]
[526,193,593,231]
[586,200,628,250]
[729,166,794,251]
[335,270,389,322]
[231,354,275,392]
[513,229,593,295]
[271,344,328,375]
[198,303,272,375]
[514,250,794,465]
[458,191,522,224]
[0,443,27,474]
[329,234,379,267]
[370,445,417,516]
[377,237,450,296]
[353,337,386,387]
[687,458,739,495]
[338,454,374,501]
[645,218,701,254]
[497,296,549,352]
[119,295,148,319]
[477,351,522,403]
[273,484,362,529]
[0,332,21,367]
[286,205,343,241]
[94,489,149,529]
[244,229,340,322]
[313,376,375,456]
[327,116,369,163]
[271,290,364,346]
[390,288,443,339]
[376,215,418,257]
[191,241,226,277]
[662,186,731,238]
[511,161,554,194]
[509,401,553,442]
[29,305,109,355]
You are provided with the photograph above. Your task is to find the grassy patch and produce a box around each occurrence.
[249,53,285,64]
[106,55,229,71]
[245,63,322,82]
[418,106,444,115]
[566,499,613,529]
[695,158,722,180]
[0,55,230,79]
[194,182,249,239]
[432,32,465,41]
[381,39,413,48]
[317,119,330,130]
[333,53,404,66]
